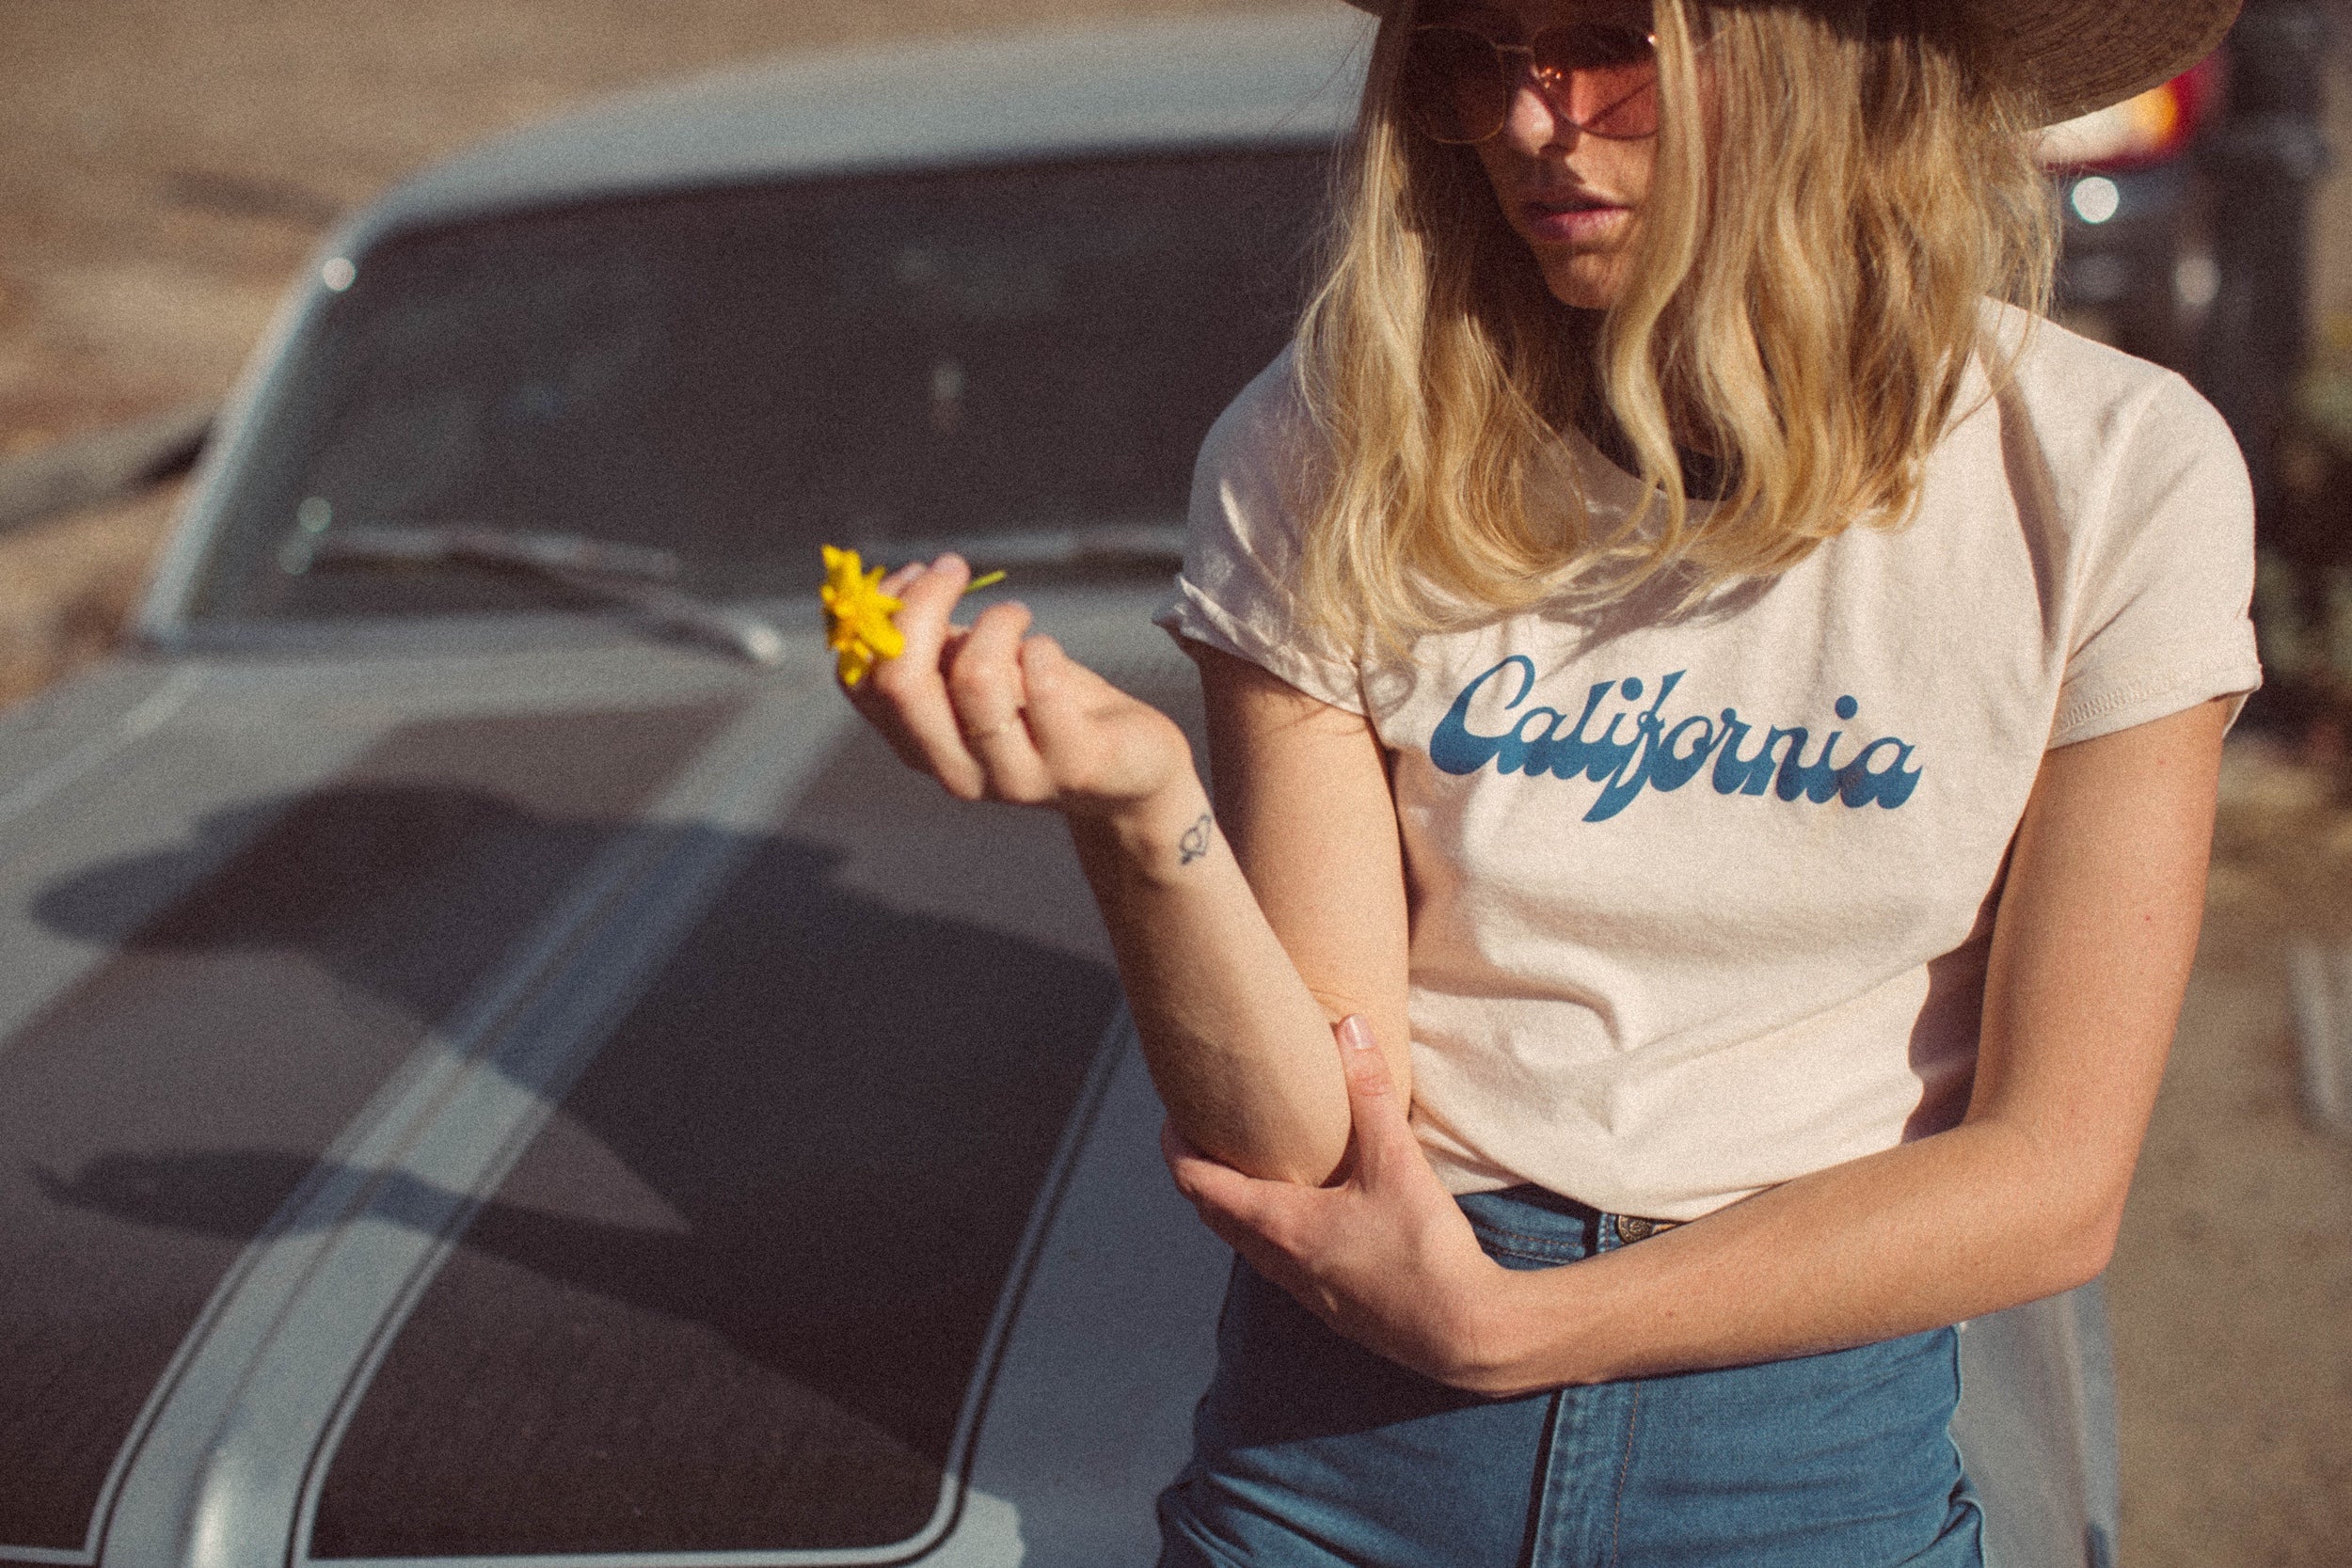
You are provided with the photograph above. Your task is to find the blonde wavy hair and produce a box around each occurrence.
[1293,0,2059,653]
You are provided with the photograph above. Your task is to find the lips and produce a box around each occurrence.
[1528,188,1613,212]
[1520,190,1630,244]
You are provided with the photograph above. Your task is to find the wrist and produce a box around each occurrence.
[1068,776,1218,885]
[1447,1264,1541,1396]
[1451,1260,1601,1396]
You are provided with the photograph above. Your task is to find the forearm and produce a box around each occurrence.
[1475,1117,2119,1391]
[1070,776,1354,1186]
[1444,705,2226,1394]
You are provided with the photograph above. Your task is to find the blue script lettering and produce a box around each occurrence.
[1553,679,1640,784]
[1712,721,1808,798]
[1839,736,1924,808]
[1430,660,1924,819]
[1583,671,1686,822]
[1429,657,1535,775]
[1648,713,1718,792]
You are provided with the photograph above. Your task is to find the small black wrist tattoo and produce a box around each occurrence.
[1177,813,1214,865]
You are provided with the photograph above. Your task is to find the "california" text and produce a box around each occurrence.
[1428,657,1924,823]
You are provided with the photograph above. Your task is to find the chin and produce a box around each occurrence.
[1529,247,1625,311]
[1543,268,1620,311]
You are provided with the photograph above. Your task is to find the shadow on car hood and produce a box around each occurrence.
[0,612,1203,1568]
[0,700,740,1555]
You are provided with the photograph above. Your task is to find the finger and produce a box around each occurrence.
[1221,1226,1311,1300]
[1160,1124,1282,1230]
[1335,1015,1419,1183]
[946,602,1055,800]
[1017,635,1136,785]
[846,601,956,773]
[863,555,988,798]
[846,672,977,791]
[890,553,971,653]
[1017,634,1111,722]
[1163,1132,1255,1212]
[1158,1117,1197,1174]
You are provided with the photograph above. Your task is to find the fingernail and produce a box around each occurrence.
[1338,1015,1375,1052]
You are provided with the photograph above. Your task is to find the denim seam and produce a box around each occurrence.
[1485,1249,1581,1269]
[1605,1381,1642,1568]
[1468,1223,1581,1247]
[1483,1249,1580,1267]
[1469,1227,1585,1266]
[1519,1389,1564,1568]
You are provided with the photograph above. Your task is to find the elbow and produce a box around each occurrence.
[2050,1209,2123,1294]
[2028,1183,2129,1298]
[1963,1119,2137,1299]
[1180,1113,1351,1190]
[1218,1134,1349,1190]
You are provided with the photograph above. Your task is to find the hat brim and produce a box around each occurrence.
[1333,0,2241,126]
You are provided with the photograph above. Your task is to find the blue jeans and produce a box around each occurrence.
[1157,1186,1982,1568]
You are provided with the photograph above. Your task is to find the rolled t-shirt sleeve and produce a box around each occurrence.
[1154,353,1366,713]
[2050,372,2262,748]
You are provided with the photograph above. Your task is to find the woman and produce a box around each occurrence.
[848,0,2258,1560]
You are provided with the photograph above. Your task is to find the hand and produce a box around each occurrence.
[848,554,1195,819]
[1162,1015,1530,1393]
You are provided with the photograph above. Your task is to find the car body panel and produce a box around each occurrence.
[349,10,1369,250]
[2,595,1224,1568]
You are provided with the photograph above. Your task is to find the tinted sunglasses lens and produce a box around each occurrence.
[1531,23,1660,137]
[1404,27,1509,143]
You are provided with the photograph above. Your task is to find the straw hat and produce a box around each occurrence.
[1339,0,2243,125]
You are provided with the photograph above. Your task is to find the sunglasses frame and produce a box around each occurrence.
[1403,20,1666,145]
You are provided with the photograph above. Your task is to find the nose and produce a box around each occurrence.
[1497,68,1581,153]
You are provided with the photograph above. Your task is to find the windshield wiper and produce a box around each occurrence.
[284,522,787,667]
[850,523,1187,574]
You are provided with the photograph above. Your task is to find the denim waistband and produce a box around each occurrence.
[1455,1184,1677,1269]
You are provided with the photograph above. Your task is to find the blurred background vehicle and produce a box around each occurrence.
[2043,58,2228,371]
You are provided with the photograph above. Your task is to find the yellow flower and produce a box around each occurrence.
[818,546,1008,687]
[819,545,905,688]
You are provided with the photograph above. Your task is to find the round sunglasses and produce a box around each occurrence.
[1403,21,1663,144]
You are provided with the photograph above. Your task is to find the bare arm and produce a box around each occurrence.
[1169,696,2230,1389]
[1185,643,1413,1108]
[849,556,1405,1185]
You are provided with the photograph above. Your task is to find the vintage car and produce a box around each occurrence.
[0,9,2122,1568]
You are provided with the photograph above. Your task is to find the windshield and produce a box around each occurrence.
[189,148,1328,623]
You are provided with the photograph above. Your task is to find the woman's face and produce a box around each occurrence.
[1431,0,1663,310]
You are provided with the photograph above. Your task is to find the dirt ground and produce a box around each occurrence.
[6,4,2351,1562]
[2119,741,2352,1567]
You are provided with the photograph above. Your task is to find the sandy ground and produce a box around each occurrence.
[0,478,183,707]
[5,4,2351,1562]
[2117,744,2352,1566]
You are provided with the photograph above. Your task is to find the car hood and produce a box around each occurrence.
[0,593,1226,1568]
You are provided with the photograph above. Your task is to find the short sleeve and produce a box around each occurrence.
[1153,351,1367,714]
[2049,372,2262,748]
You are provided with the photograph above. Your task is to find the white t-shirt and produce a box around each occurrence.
[1156,316,2261,1221]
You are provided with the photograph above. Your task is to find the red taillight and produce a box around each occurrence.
[2039,55,2225,174]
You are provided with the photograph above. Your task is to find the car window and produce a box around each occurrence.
[189,149,1329,621]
